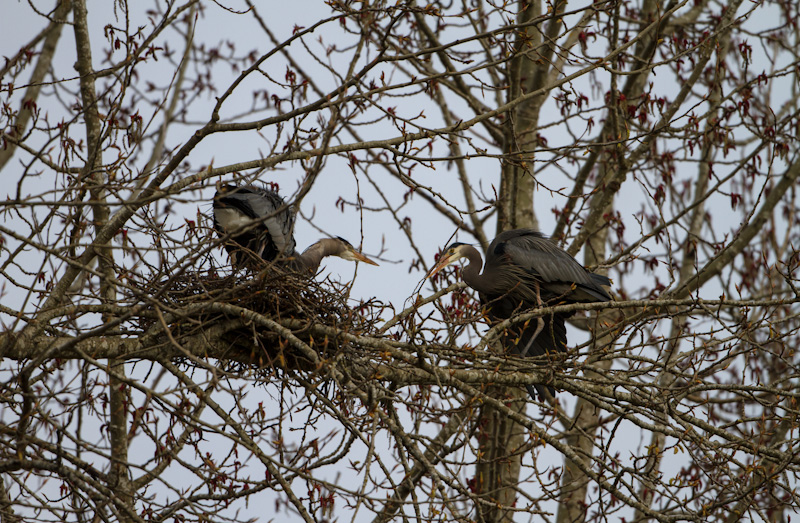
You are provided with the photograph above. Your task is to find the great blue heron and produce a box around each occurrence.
[213,183,378,272]
[428,228,611,400]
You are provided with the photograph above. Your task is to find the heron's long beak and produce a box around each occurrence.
[426,253,455,279]
[352,250,379,266]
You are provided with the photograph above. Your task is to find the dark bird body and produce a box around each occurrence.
[213,183,377,272]
[213,184,297,268]
[428,228,611,400]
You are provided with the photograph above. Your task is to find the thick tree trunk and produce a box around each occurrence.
[73,0,132,518]
[474,386,527,523]
[498,0,543,232]
[478,0,571,519]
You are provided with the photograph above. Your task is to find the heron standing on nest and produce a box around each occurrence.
[213,183,378,273]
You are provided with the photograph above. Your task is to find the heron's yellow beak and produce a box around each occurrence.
[426,251,456,279]
[352,250,379,266]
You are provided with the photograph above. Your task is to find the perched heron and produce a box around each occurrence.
[213,183,378,272]
[428,228,611,401]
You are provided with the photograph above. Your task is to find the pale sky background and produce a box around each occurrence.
[1,0,786,521]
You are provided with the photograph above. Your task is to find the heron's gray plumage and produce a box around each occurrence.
[213,184,296,266]
[213,183,378,273]
[489,229,611,303]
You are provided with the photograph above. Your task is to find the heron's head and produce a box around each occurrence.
[332,237,379,265]
[427,242,470,279]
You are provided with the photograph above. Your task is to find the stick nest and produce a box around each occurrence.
[137,267,385,374]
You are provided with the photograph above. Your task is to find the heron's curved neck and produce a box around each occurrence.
[295,238,339,273]
[461,247,493,294]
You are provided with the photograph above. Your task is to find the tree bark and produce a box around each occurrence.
[72,0,132,518]
[475,387,527,523]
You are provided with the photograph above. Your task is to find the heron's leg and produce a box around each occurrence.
[520,282,546,357]
[532,282,546,348]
